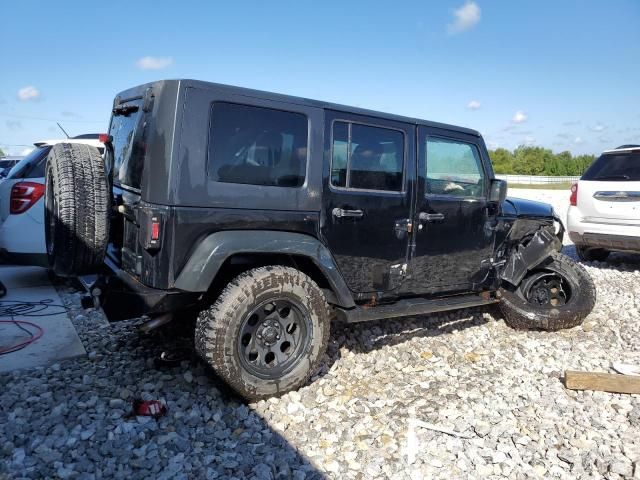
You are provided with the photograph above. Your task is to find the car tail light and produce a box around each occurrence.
[10,182,45,214]
[569,183,578,206]
[98,133,112,144]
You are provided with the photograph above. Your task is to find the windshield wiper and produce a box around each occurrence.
[595,174,630,180]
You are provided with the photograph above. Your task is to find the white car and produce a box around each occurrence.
[567,144,640,261]
[0,137,104,266]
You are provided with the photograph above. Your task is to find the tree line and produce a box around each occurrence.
[489,146,596,176]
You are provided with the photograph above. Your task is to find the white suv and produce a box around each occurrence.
[567,145,640,261]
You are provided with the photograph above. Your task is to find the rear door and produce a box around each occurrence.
[404,126,495,294]
[578,150,640,225]
[321,111,415,294]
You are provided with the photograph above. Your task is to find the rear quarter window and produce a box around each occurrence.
[582,152,640,181]
[207,102,308,188]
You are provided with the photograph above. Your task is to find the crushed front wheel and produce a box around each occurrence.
[499,252,596,331]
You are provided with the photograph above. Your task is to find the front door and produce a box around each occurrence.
[404,126,495,294]
[321,111,415,294]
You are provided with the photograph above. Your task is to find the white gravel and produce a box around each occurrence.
[1,188,639,479]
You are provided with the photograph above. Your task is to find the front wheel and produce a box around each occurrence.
[195,266,330,401]
[499,252,596,331]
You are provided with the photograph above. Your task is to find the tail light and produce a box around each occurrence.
[10,182,45,214]
[569,183,578,207]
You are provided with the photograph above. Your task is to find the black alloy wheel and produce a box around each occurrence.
[237,298,312,379]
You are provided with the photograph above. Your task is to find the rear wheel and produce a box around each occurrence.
[576,245,610,262]
[44,143,110,276]
[195,266,330,401]
[499,252,596,331]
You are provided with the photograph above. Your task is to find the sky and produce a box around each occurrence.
[1,0,639,156]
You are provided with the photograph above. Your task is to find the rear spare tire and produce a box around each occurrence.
[45,143,110,276]
[499,251,596,331]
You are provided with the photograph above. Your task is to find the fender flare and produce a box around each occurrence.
[173,230,355,308]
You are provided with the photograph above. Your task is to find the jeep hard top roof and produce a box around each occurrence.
[115,79,481,137]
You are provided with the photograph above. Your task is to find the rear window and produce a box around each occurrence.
[109,99,145,189]
[582,152,640,181]
[207,103,308,188]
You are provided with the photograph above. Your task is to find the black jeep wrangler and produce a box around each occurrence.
[44,79,595,400]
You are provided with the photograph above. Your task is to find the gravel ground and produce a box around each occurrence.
[2,189,640,479]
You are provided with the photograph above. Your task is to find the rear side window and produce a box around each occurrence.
[331,121,404,192]
[581,152,640,181]
[6,146,50,179]
[208,103,308,188]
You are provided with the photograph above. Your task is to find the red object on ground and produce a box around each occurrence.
[133,399,167,418]
[0,320,45,355]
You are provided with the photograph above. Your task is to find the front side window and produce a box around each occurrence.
[426,137,485,197]
[208,103,308,187]
[331,121,404,192]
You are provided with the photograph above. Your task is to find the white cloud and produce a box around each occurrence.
[17,86,40,101]
[448,2,481,34]
[523,136,536,146]
[590,124,606,132]
[574,136,584,144]
[466,100,481,110]
[20,147,34,156]
[512,110,528,124]
[136,56,174,70]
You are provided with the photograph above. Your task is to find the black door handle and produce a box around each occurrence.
[332,207,364,219]
[419,212,445,222]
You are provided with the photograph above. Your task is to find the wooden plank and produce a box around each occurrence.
[565,370,640,395]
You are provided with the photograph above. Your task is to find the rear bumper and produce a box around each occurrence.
[568,232,640,253]
[97,257,201,321]
[567,206,640,252]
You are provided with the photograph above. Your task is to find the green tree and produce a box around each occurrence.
[489,148,515,174]
[0,147,5,157]
[512,146,548,175]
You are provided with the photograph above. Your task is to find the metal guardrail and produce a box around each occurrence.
[495,174,580,185]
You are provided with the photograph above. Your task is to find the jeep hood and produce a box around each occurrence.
[501,196,555,218]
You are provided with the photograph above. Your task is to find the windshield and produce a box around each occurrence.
[6,146,50,179]
[581,152,640,181]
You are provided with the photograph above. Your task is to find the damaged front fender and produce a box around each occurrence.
[500,227,562,287]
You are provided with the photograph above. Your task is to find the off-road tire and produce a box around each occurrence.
[195,266,331,402]
[499,251,596,331]
[576,245,610,262]
[44,143,110,276]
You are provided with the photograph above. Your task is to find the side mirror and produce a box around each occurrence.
[489,179,508,204]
